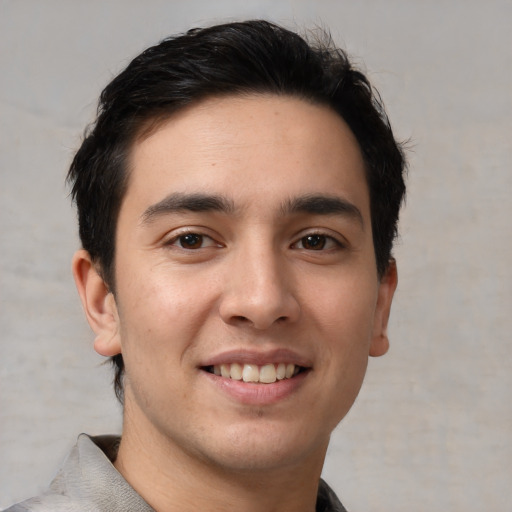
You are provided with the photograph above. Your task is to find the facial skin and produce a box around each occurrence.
[73,94,397,511]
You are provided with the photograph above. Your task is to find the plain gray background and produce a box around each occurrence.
[1,1,511,510]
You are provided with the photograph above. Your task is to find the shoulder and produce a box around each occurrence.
[3,435,114,512]
[4,434,153,512]
[317,479,348,512]
[2,494,93,512]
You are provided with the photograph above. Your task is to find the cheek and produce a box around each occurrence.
[305,271,379,407]
[120,258,214,324]
[115,277,200,413]
[308,271,378,342]
[115,272,200,363]
[312,280,377,419]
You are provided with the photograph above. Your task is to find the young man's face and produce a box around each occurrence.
[79,94,396,473]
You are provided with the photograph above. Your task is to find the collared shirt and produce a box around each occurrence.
[5,434,347,512]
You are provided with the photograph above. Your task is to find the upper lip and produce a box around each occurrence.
[200,348,313,368]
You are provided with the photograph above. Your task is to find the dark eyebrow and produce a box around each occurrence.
[282,194,364,228]
[140,192,235,224]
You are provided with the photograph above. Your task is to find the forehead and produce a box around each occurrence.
[123,94,368,219]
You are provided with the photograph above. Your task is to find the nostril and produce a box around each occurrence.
[219,291,300,329]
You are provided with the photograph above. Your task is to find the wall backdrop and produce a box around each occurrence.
[1,1,511,510]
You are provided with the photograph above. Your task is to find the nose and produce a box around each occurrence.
[219,244,301,330]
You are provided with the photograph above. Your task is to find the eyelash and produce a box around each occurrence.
[166,230,221,250]
[291,232,344,251]
[165,230,344,252]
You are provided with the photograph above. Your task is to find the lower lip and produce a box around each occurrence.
[201,370,309,406]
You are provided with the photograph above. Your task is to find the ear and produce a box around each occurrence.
[369,259,398,357]
[72,249,122,357]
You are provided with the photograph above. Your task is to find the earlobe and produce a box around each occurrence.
[72,250,122,357]
[369,259,398,357]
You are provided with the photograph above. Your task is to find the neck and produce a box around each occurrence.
[114,405,327,512]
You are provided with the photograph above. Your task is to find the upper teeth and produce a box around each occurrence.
[213,363,298,383]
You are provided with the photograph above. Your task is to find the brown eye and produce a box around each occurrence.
[293,233,342,251]
[178,233,204,249]
[167,231,221,251]
[301,234,327,250]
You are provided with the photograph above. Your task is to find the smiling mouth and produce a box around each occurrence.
[202,363,306,384]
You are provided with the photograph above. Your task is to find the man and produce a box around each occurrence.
[6,20,406,512]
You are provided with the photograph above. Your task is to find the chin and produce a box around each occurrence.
[193,420,329,474]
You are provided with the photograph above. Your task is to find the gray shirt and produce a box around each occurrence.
[4,434,347,511]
